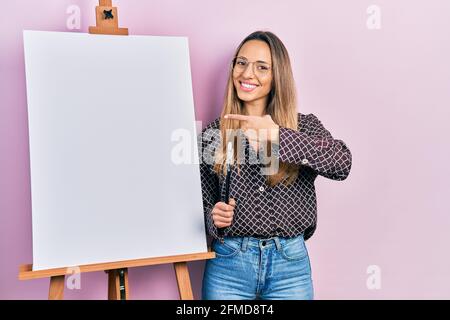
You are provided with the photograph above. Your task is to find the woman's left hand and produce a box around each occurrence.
[224,114,279,150]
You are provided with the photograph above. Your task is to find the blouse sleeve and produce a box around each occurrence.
[276,113,352,181]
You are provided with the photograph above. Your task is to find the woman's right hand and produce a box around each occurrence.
[212,198,236,228]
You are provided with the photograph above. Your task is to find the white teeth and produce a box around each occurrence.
[241,82,257,89]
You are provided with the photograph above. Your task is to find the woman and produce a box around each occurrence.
[199,31,352,300]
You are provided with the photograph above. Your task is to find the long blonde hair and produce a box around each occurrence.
[213,31,300,187]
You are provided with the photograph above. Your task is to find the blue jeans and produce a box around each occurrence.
[202,235,314,300]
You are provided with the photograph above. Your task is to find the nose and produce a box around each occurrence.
[242,62,255,78]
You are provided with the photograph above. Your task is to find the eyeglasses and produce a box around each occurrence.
[232,57,271,77]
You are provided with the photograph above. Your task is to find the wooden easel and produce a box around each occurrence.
[19,0,216,300]
[19,251,215,300]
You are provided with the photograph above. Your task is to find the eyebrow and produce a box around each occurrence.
[236,56,270,64]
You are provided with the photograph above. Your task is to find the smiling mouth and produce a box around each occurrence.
[239,81,259,92]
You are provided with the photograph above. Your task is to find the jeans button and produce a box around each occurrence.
[261,241,267,246]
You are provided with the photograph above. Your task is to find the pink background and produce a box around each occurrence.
[1,0,450,299]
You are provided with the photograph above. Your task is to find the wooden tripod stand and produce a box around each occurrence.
[19,251,215,300]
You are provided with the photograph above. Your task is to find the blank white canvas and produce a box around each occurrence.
[23,31,207,271]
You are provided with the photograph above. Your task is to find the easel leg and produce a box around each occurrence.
[173,262,194,300]
[49,275,65,300]
[107,268,129,300]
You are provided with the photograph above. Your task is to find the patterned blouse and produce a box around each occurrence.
[198,112,352,241]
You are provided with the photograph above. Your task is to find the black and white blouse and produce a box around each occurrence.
[198,112,352,241]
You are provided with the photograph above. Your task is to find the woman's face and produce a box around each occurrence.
[232,40,273,107]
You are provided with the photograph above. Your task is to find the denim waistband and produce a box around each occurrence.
[222,234,304,252]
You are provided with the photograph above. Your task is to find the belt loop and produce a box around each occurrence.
[241,237,249,252]
[274,237,282,251]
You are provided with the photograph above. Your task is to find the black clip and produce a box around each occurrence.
[119,269,126,300]
[103,9,114,20]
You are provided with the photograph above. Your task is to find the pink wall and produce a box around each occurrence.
[1,0,450,299]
